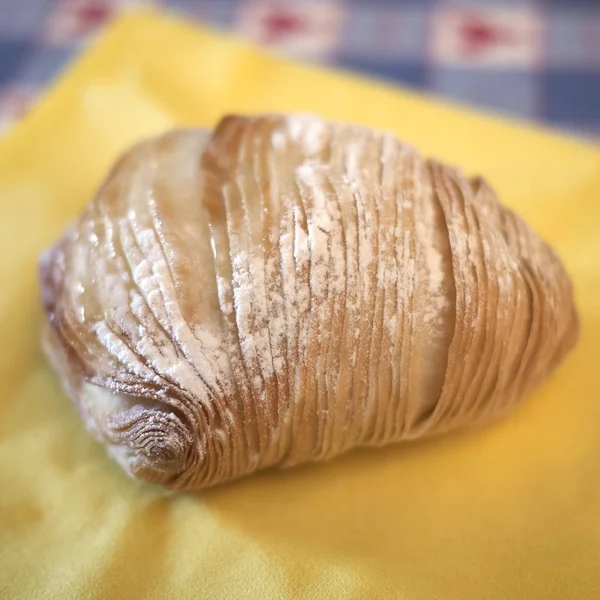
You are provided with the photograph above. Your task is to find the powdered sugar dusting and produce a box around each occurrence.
[46,116,573,493]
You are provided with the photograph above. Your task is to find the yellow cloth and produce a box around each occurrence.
[1,11,599,599]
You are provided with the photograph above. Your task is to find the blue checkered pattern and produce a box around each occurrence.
[0,0,598,141]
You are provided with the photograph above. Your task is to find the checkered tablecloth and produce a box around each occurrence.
[1,0,599,141]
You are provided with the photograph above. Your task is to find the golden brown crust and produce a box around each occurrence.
[40,115,579,490]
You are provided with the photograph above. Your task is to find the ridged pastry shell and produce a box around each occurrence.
[40,114,579,490]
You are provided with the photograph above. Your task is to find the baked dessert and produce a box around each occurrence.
[40,114,579,490]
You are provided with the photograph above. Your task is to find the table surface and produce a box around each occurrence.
[0,0,599,142]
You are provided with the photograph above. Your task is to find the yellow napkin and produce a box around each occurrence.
[1,11,599,599]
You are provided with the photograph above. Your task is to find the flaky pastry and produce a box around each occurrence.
[40,115,579,490]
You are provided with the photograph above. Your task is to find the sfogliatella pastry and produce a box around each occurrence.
[40,114,579,490]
